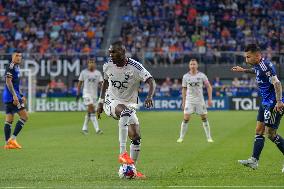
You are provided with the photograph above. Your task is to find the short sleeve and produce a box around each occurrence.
[137,65,152,82]
[182,75,187,87]
[78,71,84,81]
[5,64,14,78]
[266,62,276,76]
[202,73,210,85]
[103,63,108,80]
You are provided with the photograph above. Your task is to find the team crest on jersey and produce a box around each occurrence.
[265,71,271,76]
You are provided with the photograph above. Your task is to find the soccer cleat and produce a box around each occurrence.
[7,138,22,149]
[207,138,214,143]
[238,157,258,170]
[81,130,89,135]
[3,144,18,149]
[135,171,146,179]
[119,152,134,164]
[96,129,103,135]
[177,138,183,143]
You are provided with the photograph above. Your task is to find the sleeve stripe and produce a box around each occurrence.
[128,60,143,71]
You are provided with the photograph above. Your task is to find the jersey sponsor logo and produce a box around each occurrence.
[87,78,96,83]
[111,80,128,89]
[188,82,200,87]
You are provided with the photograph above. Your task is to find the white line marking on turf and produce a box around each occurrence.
[1,187,283,188]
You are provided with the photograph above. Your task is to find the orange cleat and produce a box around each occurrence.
[3,144,18,149]
[135,171,146,179]
[7,138,22,149]
[118,152,134,164]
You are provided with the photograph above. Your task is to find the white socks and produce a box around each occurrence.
[119,115,129,154]
[90,113,100,132]
[202,120,212,139]
[179,121,189,139]
[130,143,140,164]
[82,114,89,131]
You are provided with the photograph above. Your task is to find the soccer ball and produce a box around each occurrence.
[118,164,137,179]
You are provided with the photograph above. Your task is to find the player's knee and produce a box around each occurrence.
[21,114,28,122]
[265,128,276,141]
[131,135,141,145]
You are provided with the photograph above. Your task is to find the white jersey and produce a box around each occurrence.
[182,72,209,104]
[103,58,152,103]
[78,69,103,98]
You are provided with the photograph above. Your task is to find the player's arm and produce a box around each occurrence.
[204,81,213,107]
[6,76,19,105]
[271,76,284,112]
[231,66,255,74]
[181,87,187,110]
[76,80,83,102]
[144,77,156,108]
[97,79,109,119]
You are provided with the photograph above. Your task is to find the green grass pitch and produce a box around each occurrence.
[0,111,283,188]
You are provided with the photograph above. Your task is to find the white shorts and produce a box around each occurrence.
[83,96,97,107]
[184,102,207,115]
[103,95,138,119]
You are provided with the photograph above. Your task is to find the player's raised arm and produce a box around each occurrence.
[144,77,156,108]
[231,66,255,74]
[97,79,109,119]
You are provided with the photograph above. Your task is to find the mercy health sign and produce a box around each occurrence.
[35,96,254,112]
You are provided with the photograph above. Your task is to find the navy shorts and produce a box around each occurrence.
[5,101,25,115]
[257,105,283,129]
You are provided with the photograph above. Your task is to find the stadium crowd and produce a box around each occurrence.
[121,0,283,64]
[0,0,109,55]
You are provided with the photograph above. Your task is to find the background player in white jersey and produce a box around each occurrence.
[177,59,213,143]
[97,41,156,178]
[77,59,103,135]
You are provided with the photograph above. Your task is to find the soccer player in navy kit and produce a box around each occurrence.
[232,44,284,172]
[2,52,28,149]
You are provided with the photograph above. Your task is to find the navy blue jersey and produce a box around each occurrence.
[253,58,283,108]
[2,62,22,103]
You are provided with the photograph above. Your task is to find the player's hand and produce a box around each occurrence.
[274,101,284,112]
[21,96,26,104]
[208,99,213,107]
[231,66,245,72]
[144,96,153,108]
[76,95,80,102]
[13,95,19,106]
[97,102,104,119]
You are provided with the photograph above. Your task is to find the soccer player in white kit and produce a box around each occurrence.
[97,41,156,178]
[77,59,103,135]
[177,59,214,143]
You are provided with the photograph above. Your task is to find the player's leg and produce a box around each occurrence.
[177,113,190,143]
[115,104,131,155]
[128,123,141,165]
[3,112,14,148]
[238,106,266,169]
[88,103,102,134]
[200,114,213,142]
[82,97,91,133]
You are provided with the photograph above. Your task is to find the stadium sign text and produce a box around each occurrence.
[231,97,259,110]
[0,59,81,77]
[36,98,86,111]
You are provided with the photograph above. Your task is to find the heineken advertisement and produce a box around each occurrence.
[36,98,86,111]
[35,96,259,111]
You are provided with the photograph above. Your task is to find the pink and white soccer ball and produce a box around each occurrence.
[118,164,137,179]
